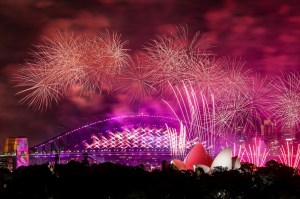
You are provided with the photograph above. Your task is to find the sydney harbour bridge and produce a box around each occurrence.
[29,115,182,168]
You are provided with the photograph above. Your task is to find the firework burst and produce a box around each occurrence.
[188,57,224,95]
[214,82,269,140]
[14,63,64,111]
[145,26,211,90]
[212,61,270,139]
[15,30,129,111]
[217,57,250,96]
[87,31,130,91]
[114,54,160,102]
[35,31,92,91]
[270,72,300,132]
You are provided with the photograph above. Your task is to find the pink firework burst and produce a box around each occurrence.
[36,31,92,91]
[215,91,255,138]
[14,63,64,111]
[213,61,270,138]
[114,54,160,102]
[87,31,130,91]
[214,77,271,139]
[219,57,250,96]
[188,57,224,96]
[15,30,129,110]
[145,26,211,90]
[270,72,300,132]
[244,75,272,118]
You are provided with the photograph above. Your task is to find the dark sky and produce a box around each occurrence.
[0,0,300,148]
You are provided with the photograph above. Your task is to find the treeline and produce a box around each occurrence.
[0,160,300,199]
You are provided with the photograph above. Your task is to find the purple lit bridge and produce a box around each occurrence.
[29,115,182,168]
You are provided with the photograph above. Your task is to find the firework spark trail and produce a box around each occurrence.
[244,138,269,167]
[166,122,187,160]
[270,72,300,132]
[15,30,89,110]
[146,36,186,85]
[165,79,265,155]
[164,82,219,155]
[97,31,129,70]
[278,142,300,168]
[165,83,200,140]
[226,142,247,162]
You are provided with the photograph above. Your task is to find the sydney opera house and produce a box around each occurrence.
[171,143,241,173]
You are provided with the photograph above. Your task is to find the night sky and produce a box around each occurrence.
[1,0,300,148]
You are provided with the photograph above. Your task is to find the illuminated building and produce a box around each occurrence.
[260,119,275,139]
[171,144,241,173]
[261,119,276,140]
[0,137,29,171]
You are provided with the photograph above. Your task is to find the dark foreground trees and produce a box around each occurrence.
[0,160,300,199]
